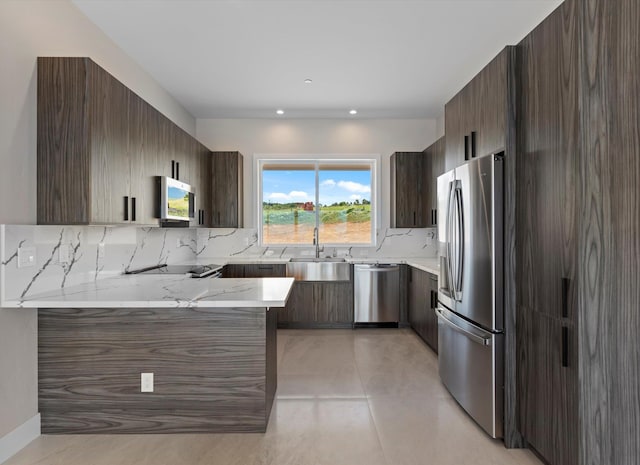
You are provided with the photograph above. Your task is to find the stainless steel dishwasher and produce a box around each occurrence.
[353,264,400,325]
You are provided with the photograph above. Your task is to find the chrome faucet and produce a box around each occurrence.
[313,227,323,258]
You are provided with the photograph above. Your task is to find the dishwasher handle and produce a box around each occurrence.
[355,264,400,271]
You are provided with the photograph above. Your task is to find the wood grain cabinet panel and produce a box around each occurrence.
[242,264,286,278]
[38,57,212,226]
[280,279,353,328]
[423,136,445,227]
[578,0,640,463]
[408,267,438,352]
[515,2,579,463]
[519,309,578,465]
[222,264,286,279]
[211,151,244,228]
[128,93,161,226]
[390,152,428,228]
[38,306,277,433]
[444,49,510,171]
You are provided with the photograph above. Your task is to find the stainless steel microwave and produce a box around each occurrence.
[159,176,196,222]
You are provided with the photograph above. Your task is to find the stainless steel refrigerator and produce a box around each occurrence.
[436,153,504,438]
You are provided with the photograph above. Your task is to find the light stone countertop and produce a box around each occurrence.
[3,275,294,309]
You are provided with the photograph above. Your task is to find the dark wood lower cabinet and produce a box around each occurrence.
[408,267,438,352]
[222,263,286,279]
[280,281,353,328]
[38,306,277,434]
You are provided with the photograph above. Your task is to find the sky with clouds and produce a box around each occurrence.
[263,169,371,205]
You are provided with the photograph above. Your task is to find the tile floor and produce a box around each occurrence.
[5,329,542,465]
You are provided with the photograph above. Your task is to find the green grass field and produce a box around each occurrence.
[263,204,371,225]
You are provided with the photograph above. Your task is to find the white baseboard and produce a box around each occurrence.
[0,414,41,464]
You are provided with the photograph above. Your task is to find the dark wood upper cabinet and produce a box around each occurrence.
[210,151,244,228]
[38,57,211,226]
[390,152,428,228]
[444,48,511,171]
[128,93,162,226]
[38,57,131,225]
[423,136,445,227]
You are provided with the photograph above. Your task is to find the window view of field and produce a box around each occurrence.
[262,166,372,245]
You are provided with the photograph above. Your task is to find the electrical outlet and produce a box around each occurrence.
[98,242,105,259]
[59,244,70,264]
[141,373,154,392]
[244,237,249,246]
[17,247,36,268]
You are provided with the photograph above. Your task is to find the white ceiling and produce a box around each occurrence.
[73,0,562,119]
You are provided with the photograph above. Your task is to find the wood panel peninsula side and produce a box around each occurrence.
[23,276,295,434]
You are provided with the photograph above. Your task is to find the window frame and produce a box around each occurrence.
[257,157,378,247]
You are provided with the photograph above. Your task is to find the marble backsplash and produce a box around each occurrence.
[194,227,437,260]
[0,225,195,302]
[1,225,436,302]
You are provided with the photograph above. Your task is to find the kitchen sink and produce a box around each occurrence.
[286,259,350,281]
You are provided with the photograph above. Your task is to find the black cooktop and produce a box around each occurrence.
[126,264,223,278]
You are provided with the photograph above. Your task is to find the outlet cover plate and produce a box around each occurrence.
[141,373,154,392]
[17,247,36,268]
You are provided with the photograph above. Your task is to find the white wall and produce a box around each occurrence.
[0,0,196,226]
[0,0,195,445]
[436,114,445,139]
[196,118,438,228]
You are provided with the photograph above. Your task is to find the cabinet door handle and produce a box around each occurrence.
[217,212,221,224]
[562,326,569,367]
[176,162,180,180]
[562,278,569,318]
[124,196,129,221]
[171,160,175,178]
[413,211,416,225]
[464,135,470,161]
[434,209,437,225]
[131,197,136,222]
[470,131,477,158]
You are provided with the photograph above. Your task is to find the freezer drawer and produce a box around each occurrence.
[354,264,400,323]
[436,307,503,438]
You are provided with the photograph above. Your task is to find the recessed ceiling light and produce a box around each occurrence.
[276,109,284,115]
[304,79,312,84]
[349,109,358,115]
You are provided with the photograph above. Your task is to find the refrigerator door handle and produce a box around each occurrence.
[454,185,464,299]
[446,182,457,297]
[436,307,492,346]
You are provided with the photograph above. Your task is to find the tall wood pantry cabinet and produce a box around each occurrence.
[516,0,640,463]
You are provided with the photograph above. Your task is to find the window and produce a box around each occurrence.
[259,159,375,245]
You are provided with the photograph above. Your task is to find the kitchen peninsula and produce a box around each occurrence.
[6,275,293,434]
